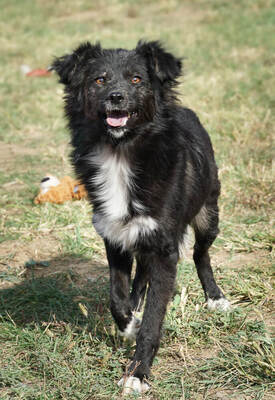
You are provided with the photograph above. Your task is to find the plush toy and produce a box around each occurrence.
[34,175,88,204]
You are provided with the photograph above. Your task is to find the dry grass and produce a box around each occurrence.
[0,0,274,399]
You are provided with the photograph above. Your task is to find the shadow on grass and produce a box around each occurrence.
[0,255,112,339]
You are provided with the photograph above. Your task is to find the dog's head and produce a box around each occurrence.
[52,41,182,140]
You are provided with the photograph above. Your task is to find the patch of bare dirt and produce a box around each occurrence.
[0,142,37,168]
[52,10,98,23]
[204,389,258,400]
[24,255,108,284]
[212,249,270,269]
[51,2,218,31]
[0,235,61,269]
[0,234,108,290]
[0,141,71,175]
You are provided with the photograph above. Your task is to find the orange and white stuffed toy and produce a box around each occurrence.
[34,175,87,204]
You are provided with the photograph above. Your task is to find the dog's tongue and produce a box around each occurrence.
[107,115,128,127]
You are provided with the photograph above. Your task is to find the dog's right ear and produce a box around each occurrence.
[136,41,182,84]
[51,42,102,85]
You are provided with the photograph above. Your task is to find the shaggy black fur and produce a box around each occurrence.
[52,41,228,389]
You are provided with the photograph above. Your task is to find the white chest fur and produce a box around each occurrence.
[89,147,157,250]
[91,147,132,220]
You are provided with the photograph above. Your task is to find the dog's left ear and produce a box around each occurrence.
[51,42,102,85]
[136,41,182,83]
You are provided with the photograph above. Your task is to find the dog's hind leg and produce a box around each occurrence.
[130,254,149,313]
[192,202,230,311]
[104,239,141,340]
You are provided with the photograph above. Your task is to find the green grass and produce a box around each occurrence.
[0,0,274,398]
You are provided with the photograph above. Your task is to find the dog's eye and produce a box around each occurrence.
[95,77,105,85]
[131,76,141,84]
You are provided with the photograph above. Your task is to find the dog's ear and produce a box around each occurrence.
[136,41,182,83]
[51,42,102,85]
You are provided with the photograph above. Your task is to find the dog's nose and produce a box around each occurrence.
[109,92,124,104]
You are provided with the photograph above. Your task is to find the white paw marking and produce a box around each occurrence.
[118,376,150,395]
[207,297,231,311]
[118,316,141,341]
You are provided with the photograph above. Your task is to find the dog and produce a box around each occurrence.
[52,41,230,395]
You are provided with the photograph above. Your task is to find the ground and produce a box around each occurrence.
[0,0,274,399]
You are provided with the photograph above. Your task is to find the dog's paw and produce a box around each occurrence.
[118,376,150,395]
[207,297,231,312]
[118,316,141,341]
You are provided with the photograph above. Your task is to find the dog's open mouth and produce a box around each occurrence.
[106,111,129,128]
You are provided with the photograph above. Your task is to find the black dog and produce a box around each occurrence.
[52,41,230,394]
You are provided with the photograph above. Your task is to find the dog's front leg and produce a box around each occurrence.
[104,239,141,339]
[119,249,178,395]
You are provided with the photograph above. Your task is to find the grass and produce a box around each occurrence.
[0,0,274,398]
